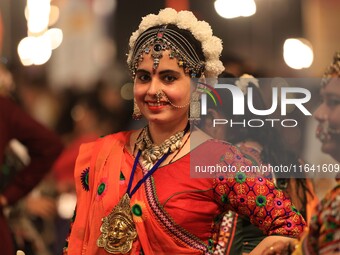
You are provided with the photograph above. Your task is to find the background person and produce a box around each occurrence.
[262,51,340,255]
[0,65,63,255]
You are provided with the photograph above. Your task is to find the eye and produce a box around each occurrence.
[136,73,151,83]
[162,74,177,83]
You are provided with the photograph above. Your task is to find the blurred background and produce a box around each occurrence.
[0,1,339,254]
[1,0,339,159]
[1,0,340,83]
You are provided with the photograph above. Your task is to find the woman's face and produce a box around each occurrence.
[314,75,340,161]
[134,50,192,125]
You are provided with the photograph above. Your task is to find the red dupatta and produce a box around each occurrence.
[67,132,207,254]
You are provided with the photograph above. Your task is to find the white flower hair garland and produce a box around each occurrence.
[235,73,260,95]
[127,8,225,78]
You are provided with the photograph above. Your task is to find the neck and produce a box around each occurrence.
[148,118,189,145]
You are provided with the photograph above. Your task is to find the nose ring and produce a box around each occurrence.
[155,90,164,104]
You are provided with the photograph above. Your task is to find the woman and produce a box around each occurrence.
[200,73,317,254]
[263,52,340,255]
[65,8,306,255]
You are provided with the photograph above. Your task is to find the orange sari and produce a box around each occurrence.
[65,132,306,255]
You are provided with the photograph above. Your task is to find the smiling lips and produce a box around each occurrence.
[145,100,168,110]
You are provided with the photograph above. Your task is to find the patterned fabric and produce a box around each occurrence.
[214,175,305,237]
[214,211,239,255]
[65,131,306,255]
[80,167,90,191]
[218,140,316,254]
[296,181,340,255]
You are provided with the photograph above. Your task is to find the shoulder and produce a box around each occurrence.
[191,126,242,155]
[93,130,134,145]
[191,136,252,169]
[74,131,133,179]
[191,126,240,151]
[196,138,237,153]
[77,131,133,160]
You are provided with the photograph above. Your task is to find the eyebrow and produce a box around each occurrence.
[159,70,181,76]
[135,69,181,76]
[136,69,150,75]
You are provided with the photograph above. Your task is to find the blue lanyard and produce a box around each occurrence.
[126,149,170,197]
[126,123,190,198]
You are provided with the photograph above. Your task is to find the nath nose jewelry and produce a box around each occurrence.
[155,90,164,104]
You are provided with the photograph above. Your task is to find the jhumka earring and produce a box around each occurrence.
[189,91,200,121]
[189,75,206,121]
[132,99,142,120]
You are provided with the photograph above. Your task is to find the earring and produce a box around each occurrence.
[189,75,206,121]
[189,90,200,121]
[132,99,142,120]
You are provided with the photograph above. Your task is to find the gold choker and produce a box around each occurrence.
[135,126,186,170]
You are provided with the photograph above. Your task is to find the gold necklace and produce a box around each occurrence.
[135,126,187,170]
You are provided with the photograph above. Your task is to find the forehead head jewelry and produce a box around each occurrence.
[127,8,224,79]
[130,24,205,77]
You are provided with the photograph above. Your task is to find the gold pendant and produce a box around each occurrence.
[97,193,137,254]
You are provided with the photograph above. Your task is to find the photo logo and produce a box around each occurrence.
[197,78,313,128]
[197,81,222,107]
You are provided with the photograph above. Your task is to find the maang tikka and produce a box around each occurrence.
[128,25,205,78]
[150,26,167,72]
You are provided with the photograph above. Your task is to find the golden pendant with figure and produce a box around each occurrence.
[97,193,137,254]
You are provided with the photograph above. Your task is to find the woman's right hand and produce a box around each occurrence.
[261,238,296,255]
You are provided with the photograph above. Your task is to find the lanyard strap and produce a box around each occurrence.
[127,150,170,197]
[127,122,190,198]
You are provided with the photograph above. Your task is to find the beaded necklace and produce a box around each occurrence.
[135,122,190,170]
